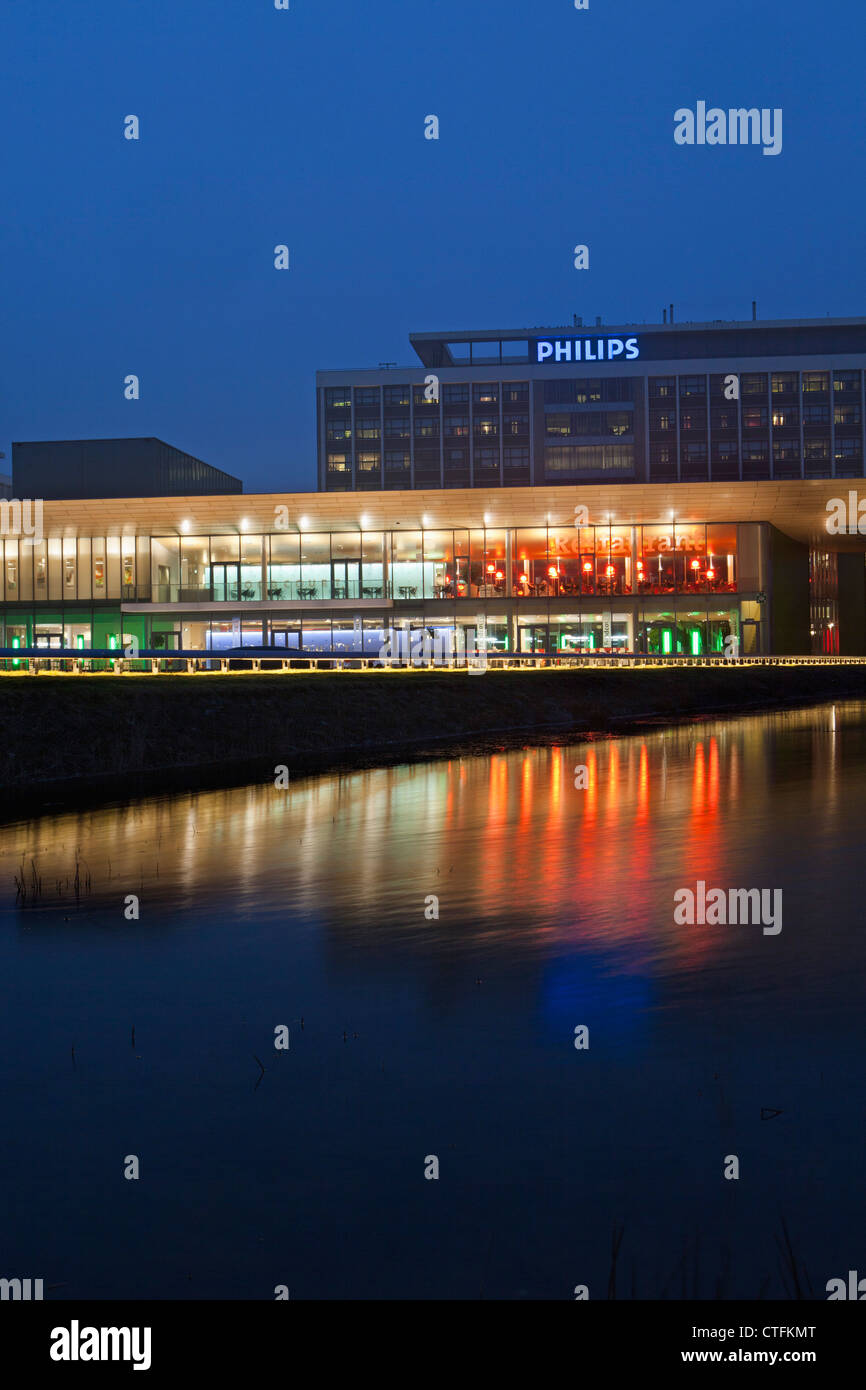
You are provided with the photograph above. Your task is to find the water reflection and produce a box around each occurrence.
[2,701,861,990]
[1,701,864,1298]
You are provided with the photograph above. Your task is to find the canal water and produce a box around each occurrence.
[2,703,865,1300]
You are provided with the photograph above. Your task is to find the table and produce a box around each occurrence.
[362,587,382,598]
[298,585,317,600]
[398,585,418,599]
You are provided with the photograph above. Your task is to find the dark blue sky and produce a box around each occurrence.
[2,0,863,493]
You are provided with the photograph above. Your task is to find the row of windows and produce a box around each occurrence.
[649,439,862,469]
[546,412,633,438]
[325,383,530,409]
[327,415,531,443]
[328,371,863,418]
[649,371,862,399]
[650,404,862,430]
[543,379,633,404]
[326,447,533,473]
[545,445,634,473]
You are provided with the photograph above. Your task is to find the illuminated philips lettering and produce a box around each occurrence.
[536,336,639,362]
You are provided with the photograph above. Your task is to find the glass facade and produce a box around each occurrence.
[0,520,753,658]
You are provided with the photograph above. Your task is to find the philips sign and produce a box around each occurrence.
[536,336,639,363]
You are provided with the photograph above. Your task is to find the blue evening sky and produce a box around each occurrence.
[1,0,863,492]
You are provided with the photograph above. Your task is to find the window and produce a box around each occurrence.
[772,373,798,394]
[743,406,768,428]
[773,440,800,462]
[546,413,572,437]
[741,373,768,396]
[650,411,675,432]
[804,440,830,462]
[742,441,769,462]
[384,418,410,436]
[544,380,577,404]
[385,452,410,471]
[474,417,498,437]
[325,388,351,408]
[473,383,498,405]
[504,447,529,469]
[803,404,830,425]
[835,403,862,426]
[603,378,633,402]
[679,375,706,396]
[835,438,863,461]
[802,372,829,393]
[772,407,798,427]
[834,370,860,393]
[711,408,737,430]
[384,385,410,406]
[354,387,380,407]
[443,384,469,404]
[574,379,602,403]
[414,418,438,438]
[649,377,675,399]
[680,411,706,432]
[545,444,634,472]
[445,417,469,436]
[504,414,528,435]
[355,424,380,440]
[650,444,676,469]
[606,412,632,436]
[356,453,380,473]
[475,447,499,471]
[502,383,529,404]
[326,453,350,471]
[683,442,707,463]
[326,424,352,441]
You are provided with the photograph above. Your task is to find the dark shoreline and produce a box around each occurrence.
[2,666,866,821]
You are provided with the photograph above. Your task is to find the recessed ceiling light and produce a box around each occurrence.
[180,519,190,532]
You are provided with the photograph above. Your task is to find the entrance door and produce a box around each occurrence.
[741,619,761,655]
[520,624,549,653]
[331,560,360,600]
[270,624,301,650]
[212,563,240,602]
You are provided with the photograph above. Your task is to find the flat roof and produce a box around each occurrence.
[409,317,866,345]
[22,481,866,550]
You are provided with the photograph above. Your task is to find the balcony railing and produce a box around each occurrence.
[121,577,740,604]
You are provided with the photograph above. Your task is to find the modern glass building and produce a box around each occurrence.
[2,480,864,659]
[317,317,866,493]
[5,318,866,663]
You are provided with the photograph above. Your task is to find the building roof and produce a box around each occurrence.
[27,481,866,549]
